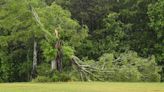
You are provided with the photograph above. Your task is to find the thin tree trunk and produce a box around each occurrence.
[27,49,31,81]
[51,59,56,71]
[32,40,37,78]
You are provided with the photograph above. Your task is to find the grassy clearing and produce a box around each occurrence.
[0,82,164,92]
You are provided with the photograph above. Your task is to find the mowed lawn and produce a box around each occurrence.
[0,82,164,92]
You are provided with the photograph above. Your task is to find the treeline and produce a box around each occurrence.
[0,0,163,82]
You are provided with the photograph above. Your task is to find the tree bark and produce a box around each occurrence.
[32,40,37,78]
[55,40,63,72]
[51,59,56,71]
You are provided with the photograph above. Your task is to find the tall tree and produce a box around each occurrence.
[148,0,164,81]
[0,0,42,82]
[76,12,126,59]
[0,0,88,82]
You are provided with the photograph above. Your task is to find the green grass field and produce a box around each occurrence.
[0,82,164,92]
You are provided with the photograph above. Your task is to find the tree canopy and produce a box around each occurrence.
[0,0,163,82]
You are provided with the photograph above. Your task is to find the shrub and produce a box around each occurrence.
[32,76,52,82]
[37,63,51,76]
[52,71,71,82]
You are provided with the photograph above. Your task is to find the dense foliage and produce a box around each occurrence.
[0,0,163,82]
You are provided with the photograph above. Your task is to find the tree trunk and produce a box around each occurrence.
[32,40,37,78]
[51,59,56,71]
[55,40,63,72]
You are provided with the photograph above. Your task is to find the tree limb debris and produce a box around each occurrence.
[71,56,114,81]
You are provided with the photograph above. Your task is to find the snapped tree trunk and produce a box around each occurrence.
[32,40,37,78]
[55,40,63,72]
